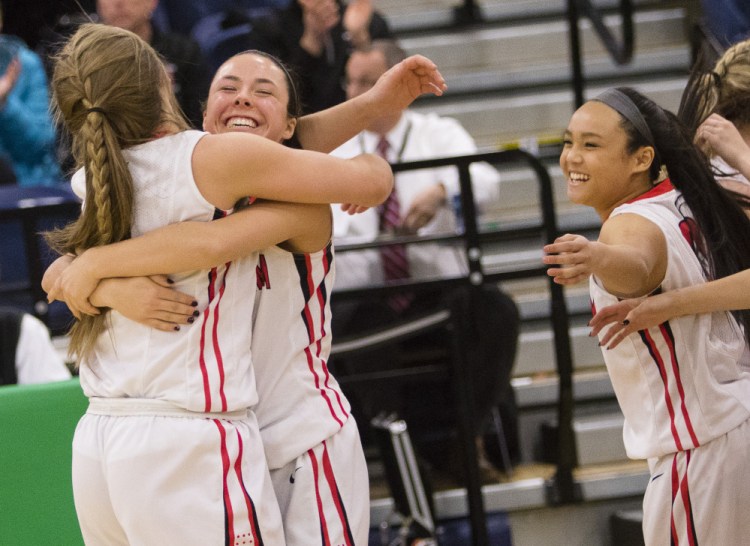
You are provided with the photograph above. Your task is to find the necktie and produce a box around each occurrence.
[376,137,412,312]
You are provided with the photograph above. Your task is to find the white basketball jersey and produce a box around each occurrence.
[590,180,750,459]
[78,131,259,412]
[251,243,351,469]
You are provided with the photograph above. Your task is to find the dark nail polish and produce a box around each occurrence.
[623,319,630,325]
[192,310,200,317]
[187,317,195,324]
[174,325,180,331]
[167,278,174,284]
[191,301,198,307]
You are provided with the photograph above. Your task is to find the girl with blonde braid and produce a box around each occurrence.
[678,37,750,198]
[47,23,399,545]
[47,43,447,543]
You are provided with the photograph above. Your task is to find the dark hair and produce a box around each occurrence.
[615,87,750,343]
[235,49,302,120]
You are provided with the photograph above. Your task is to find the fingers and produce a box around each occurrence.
[588,305,624,333]
[604,328,632,349]
[79,299,101,316]
[340,203,369,215]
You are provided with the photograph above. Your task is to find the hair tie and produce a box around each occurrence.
[85,107,107,116]
[711,71,722,89]
[592,88,655,147]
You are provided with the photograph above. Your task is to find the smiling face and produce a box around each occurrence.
[560,101,654,219]
[202,53,297,142]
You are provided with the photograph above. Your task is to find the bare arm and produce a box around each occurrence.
[193,134,393,210]
[697,114,750,180]
[295,54,447,153]
[44,255,198,328]
[591,269,750,348]
[48,202,331,315]
[543,213,667,298]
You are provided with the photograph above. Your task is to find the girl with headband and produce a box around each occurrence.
[544,87,750,545]
[589,38,750,347]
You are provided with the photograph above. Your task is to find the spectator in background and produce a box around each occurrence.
[329,40,520,478]
[331,40,502,292]
[0,1,62,187]
[700,0,750,48]
[0,308,71,385]
[96,0,209,127]
[153,0,289,37]
[251,0,392,113]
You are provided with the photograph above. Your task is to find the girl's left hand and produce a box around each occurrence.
[47,251,102,318]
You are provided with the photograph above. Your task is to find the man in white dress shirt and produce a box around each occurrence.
[329,40,519,478]
[1,308,71,385]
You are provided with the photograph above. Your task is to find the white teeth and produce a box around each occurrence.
[227,117,258,128]
[569,172,589,182]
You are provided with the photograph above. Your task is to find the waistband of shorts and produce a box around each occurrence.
[86,397,250,420]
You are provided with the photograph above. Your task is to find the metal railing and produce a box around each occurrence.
[332,149,579,544]
[567,0,635,107]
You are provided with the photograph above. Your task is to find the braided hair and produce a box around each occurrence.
[46,23,189,360]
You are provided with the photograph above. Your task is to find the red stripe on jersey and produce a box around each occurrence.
[313,252,348,419]
[211,262,231,412]
[659,323,700,448]
[305,346,344,428]
[641,329,683,451]
[199,268,219,412]
[233,428,263,546]
[300,254,346,426]
[321,442,354,546]
[309,448,332,546]
[214,420,236,544]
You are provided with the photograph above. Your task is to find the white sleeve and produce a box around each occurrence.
[15,314,72,384]
[71,167,86,201]
[421,114,501,206]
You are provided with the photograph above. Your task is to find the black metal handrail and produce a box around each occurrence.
[333,149,580,544]
[567,0,635,107]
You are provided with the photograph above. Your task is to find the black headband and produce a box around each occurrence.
[592,89,654,147]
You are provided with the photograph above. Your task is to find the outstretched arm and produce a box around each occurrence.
[295,54,447,153]
[543,213,667,298]
[590,269,750,348]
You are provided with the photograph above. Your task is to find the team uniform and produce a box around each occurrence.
[590,179,750,545]
[251,243,369,545]
[70,131,284,545]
